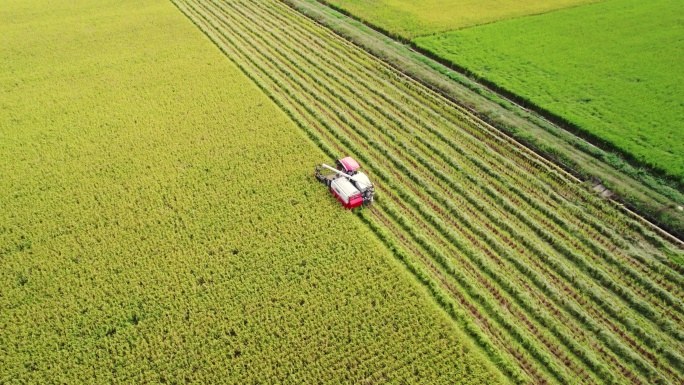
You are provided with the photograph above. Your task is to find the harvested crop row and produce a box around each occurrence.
[173,0,684,383]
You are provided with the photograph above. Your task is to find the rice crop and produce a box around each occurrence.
[0,0,501,382]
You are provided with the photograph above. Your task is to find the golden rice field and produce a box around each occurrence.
[2,0,683,383]
[0,0,501,382]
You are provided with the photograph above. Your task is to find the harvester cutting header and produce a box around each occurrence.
[315,157,375,209]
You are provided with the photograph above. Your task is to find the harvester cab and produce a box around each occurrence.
[336,156,360,175]
[315,157,375,209]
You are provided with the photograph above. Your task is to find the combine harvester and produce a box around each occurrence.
[315,157,375,209]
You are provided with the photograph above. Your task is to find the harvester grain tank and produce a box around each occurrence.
[314,156,375,209]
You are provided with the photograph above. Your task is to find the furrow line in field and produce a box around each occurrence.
[409,130,684,305]
[352,107,664,378]
[378,151,665,381]
[472,169,684,329]
[492,175,684,293]
[471,186,684,378]
[413,137,684,342]
[367,206,539,383]
[370,172,574,383]
[368,209,527,380]
[372,169,580,378]
[400,138,684,378]
[372,98,684,332]
[376,196,623,384]
[385,196,654,384]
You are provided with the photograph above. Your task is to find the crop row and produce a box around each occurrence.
[264,0,683,294]
[173,1,684,384]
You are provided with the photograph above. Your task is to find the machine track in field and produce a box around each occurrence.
[172,0,684,383]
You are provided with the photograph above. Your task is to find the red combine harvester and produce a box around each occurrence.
[315,157,375,209]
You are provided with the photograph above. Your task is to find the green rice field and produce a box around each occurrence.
[414,0,684,182]
[319,0,599,39]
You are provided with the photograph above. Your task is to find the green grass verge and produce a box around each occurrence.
[0,0,502,382]
[414,0,684,183]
